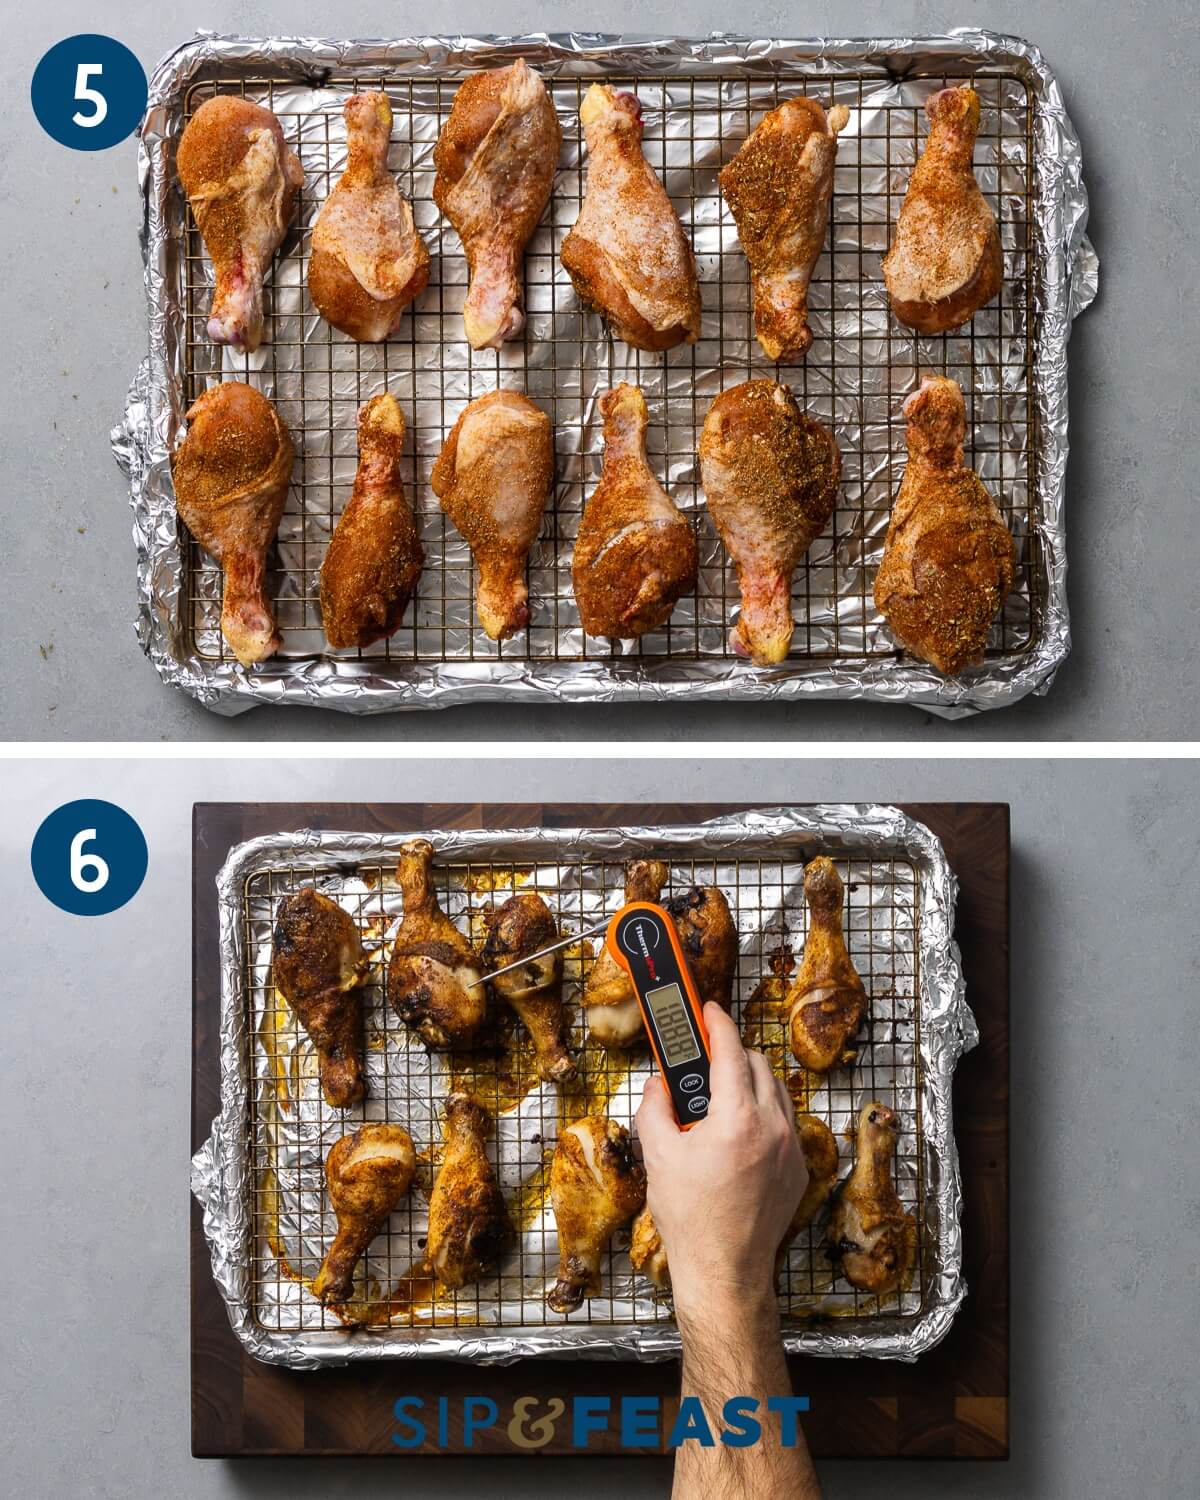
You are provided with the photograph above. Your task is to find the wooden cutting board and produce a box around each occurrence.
[191,802,1008,1460]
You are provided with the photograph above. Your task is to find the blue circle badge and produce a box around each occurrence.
[31,800,149,916]
[31,35,147,151]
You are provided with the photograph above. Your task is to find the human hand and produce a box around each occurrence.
[635,1003,807,1316]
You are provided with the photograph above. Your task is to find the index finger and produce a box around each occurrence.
[703,1002,753,1109]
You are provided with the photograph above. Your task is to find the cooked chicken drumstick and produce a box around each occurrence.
[786,857,867,1073]
[826,1101,917,1296]
[573,384,698,641]
[548,1115,646,1313]
[320,393,423,650]
[561,85,701,351]
[699,380,840,665]
[312,1124,417,1304]
[308,92,430,341]
[720,98,849,362]
[432,390,554,640]
[171,381,294,667]
[387,839,487,1048]
[663,885,738,1013]
[483,892,576,1083]
[427,1094,514,1289]
[882,87,1001,334]
[584,859,670,1048]
[433,60,561,350]
[874,376,1015,675]
[177,95,304,352]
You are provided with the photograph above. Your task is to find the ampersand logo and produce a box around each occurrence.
[507,1396,565,1449]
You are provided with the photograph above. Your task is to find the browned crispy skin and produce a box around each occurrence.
[874,376,1015,675]
[312,1124,417,1304]
[548,1116,646,1312]
[664,884,738,1012]
[584,859,670,1048]
[826,1102,917,1296]
[272,887,368,1108]
[786,857,868,1073]
[483,892,576,1083]
[427,1094,514,1289]
[171,381,294,667]
[320,393,423,650]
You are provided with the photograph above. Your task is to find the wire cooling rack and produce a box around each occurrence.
[242,851,925,1335]
[181,68,1037,670]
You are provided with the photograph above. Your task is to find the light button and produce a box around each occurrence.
[679,1073,704,1092]
[686,1095,709,1115]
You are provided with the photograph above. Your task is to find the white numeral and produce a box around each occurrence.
[70,828,109,892]
[72,63,107,128]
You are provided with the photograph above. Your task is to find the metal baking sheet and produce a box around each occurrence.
[114,31,1096,718]
[191,805,976,1367]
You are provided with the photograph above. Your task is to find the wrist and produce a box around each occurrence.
[673,1275,779,1334]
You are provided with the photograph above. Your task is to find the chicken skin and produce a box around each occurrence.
[584,859,669,1048]
[548,1115,646,1313]
[433,60,561,350]
[720,98,850,362]
[171,381,294,667]
[482,892,576,1084]
[699,380,841,665]
[387,839,487,1049]
[874,376,1015,675]
[826,1102,917,1297]
[427,1094,514,1289]
[431,390,554,640]
[320,393,423,650]
[311,1124,417,1304]
[663,885,738,1014]
[177,95,304,352]
[786,857,868,1073]
[272,887,368,1108]
[561,85,701,351]
[309,92,430,342]
[882,87,1001,334]
[573,385,698,641]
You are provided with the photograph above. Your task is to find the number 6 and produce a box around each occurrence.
[70,828,110,892]
[72,63,107,128]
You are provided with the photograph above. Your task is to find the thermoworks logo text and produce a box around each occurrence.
[391,1393,810,1450]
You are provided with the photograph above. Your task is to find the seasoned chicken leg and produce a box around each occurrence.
[427,1094,513,1289]
[826,1101,917,1296]
[663,884,738,1014]
[584,859,669,1048]
[548,1115,646,1313]
[786,857,867,1073]
[561,85,701,351]
[320,393,423,649]
[177,95,304,351]
[312,1124,417,1304]
[874,376,1015,674]
[573,384,698,641]
[883,87,1001,334]
[432,390,554,639]
[700,380,841,665]
[433,60,561,349]
[171,381,294,667]
[272,887,368,1108]
[483,892,576,1083]
[309,92,430,341]
[387,839,487,1048]
[720,98,850,362]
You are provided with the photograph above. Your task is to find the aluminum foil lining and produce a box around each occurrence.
[112,30,1096,720]
[191,805,976,1367]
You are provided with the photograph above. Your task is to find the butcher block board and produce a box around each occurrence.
[191,802,1009,1459]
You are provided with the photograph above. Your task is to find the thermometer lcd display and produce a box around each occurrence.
[644,982,701,1067]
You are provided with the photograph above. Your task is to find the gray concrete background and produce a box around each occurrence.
[1,758,1196,1499]
[1,1,1197,742]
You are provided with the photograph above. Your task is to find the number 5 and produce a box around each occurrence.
[70,828,110,892]
[72,63,107,128]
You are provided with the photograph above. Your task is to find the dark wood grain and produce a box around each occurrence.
[192,802,1008,1460]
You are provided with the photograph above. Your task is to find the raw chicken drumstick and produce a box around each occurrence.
[171,381,294,667]
[177,95,304,352]
[584,859,670,1048]
[427,1094,514,1289]
[387,839,488,1048]
[882,87,1001,334]
[548,1115,646,1313]
[786,857,868,1073]
[874,376,1015,675]
[561,85,701,351]
[431,390,554,640]
[272,887,369,1108]
[483,892,577,1084]
[826,1102,917,1297]
[320,393,423,650]
[572,384,698,641]
[699,380,841,665]
[312,1124,417,1304]
[719,97,850,362]
[308,92,430,341]
[433,59,561,350]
